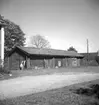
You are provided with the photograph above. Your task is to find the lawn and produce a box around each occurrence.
[0,79,99,105]
[0,66,99,80]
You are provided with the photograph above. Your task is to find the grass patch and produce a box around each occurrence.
[0,67,12,80]
[0,66,99,81]
[0,79,99,105]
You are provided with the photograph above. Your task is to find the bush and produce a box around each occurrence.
[0,67,11,74]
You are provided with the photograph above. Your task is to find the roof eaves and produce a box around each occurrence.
[16,46,30,56]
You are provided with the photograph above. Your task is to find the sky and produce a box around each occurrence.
[0,0,99,53]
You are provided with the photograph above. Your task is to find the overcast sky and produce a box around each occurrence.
[0,0,99,52]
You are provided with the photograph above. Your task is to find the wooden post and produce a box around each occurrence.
[44,59,46,68]
[8,57,10,70]
[26,56,27,69]
[65,58,68,67]
[26,56,30,69]
[63,58,66,67]
[52,57,55,68]
[78,59,80,66]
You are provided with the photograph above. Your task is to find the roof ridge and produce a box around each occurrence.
[18,46,78,53]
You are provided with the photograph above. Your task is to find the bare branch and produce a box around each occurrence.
[31,35,51,49]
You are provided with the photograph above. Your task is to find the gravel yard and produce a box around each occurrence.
[0,72,99,100]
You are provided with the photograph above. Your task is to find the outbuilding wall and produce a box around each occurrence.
[6,50,26,70]
[30,55,45,69]
[5,49,81,70]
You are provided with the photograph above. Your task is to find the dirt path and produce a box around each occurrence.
[0,72,99,100]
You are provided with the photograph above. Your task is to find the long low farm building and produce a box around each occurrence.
[4,46,84,70]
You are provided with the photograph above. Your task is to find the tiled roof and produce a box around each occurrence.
[17,46,83,57]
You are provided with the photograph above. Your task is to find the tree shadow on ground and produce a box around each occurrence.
[70,84,99,105]
[70,84,99,99]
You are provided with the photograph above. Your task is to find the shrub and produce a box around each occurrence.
[0,66,11,74]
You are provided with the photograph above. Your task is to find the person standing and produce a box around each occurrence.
[20,61,24,70]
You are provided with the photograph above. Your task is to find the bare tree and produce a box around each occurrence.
[31,35,51,48]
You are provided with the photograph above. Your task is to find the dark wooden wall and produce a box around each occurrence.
[5,50,81,70]
[8,50,25,70]
[30,56,81,69]
[30,55,54,69]
[80,53,98,66]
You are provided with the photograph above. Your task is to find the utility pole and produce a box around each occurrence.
[87,39,89,66]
